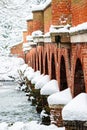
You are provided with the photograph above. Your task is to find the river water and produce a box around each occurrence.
[0,81,40,124]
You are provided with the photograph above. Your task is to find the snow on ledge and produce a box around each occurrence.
[26,35,33,41]
[48,88,72,105]
[32,30,43,37]
[50,25,70,33]
[62,93,87,121]
[70,22,87,33]
[40,79,59,95]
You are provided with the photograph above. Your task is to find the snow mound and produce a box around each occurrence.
[19,64,28,73]
[40,79,59,95]
[0,122,8,130]
[27,70,41,81]
[48,88,72,105]
[35,75,50,89]
[24,67,34,77]
[31,74,44,84]
[1,121,65,130]
[62,93,87,121]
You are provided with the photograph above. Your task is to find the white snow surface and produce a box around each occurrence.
[19,64,28,73]
[62,93,87,121]
[0,0,47,55]
[0,121,65,130]
[48,88,72,105]
[27,70,40,81]
[32,0,51,11]
[24,67,34,77]
[0,56,24,80]
[32,30,43,36]
[70,22,87,33]
[35,75,50,89]
[40,79,59,95]
[31,74,44,84]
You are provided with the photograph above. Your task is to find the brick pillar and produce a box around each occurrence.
[23,31,28,43]
[71,0,87,26]
[32,10,44,32]
[52,0,71,25]
[49,104,64,127]
[27,19,33,35]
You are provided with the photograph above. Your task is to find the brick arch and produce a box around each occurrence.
[58,48,71,91]
[50,53,56,79]
[41,51,43,74]
[43,44,50,75]
[34,53,36,71]
[74,58,85,97]
[60,55,68,91]
[44,52,48,75]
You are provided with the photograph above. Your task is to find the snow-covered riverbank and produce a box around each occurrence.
[0,56,65,130]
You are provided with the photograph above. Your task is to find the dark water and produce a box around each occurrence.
[0,82,40,123]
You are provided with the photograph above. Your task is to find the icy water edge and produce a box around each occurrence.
[0,81,40,124]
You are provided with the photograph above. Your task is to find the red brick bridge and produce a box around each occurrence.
[11,0,87,97]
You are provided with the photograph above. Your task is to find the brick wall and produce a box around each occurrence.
[27,20,33,35]
[11,43,24,58]
[44,4,52,33]
[33,11,44,32]
[71,43,87,96]
[71,0,87,26]
[51,0,71,25]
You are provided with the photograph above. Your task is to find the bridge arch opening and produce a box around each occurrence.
[45,53,48,75]
[60,56,68,91]
[38,54,39,70]
[41,52,43,74]
[74,58,85,97]
[51,53,56,79]
[34,54,36,71]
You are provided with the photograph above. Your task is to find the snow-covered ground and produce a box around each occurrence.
[0,121,65,130]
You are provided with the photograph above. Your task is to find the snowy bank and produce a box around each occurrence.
[0,121,65,130]
[62,93,87,121]
[40,80,59,95]
[0,56,25,81]
[48,88,72,105]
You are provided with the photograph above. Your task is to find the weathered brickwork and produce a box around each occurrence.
[44,4,52,33]
[71,0,87,26]
[51,0,71,25]
[33,11,44,32]
[23,31,28,43]
[11,43,24,58]
[27,20,33,35]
